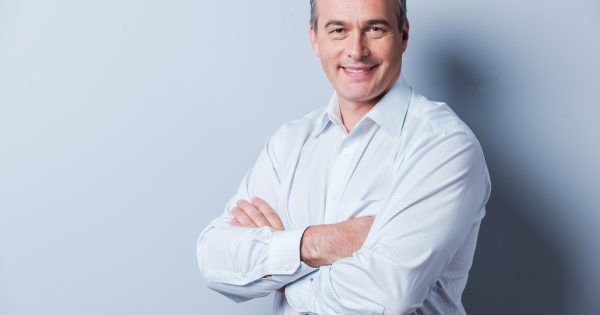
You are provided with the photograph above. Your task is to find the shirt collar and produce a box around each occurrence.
[312,76,412,139]
[312,93,341,137]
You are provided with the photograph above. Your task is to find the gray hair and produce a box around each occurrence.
[309,0,407,32]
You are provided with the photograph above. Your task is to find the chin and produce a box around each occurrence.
[339,87,377,102]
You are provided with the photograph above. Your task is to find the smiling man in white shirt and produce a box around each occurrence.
[196,0,491,314]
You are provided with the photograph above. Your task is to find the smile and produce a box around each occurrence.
[340,65,378,78]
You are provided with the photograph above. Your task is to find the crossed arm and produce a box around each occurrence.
[231,197,374,269]
[197,131,490,314]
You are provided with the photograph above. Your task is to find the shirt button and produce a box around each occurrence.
[342,147,351,156]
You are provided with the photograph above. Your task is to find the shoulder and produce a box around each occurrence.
[390,90,488,173]
[265,106,326,165]
[401,91,481,154]
[396,92,490,190]
[406,93,474,139]
[273,106,325,140]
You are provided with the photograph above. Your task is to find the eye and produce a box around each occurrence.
[331,28,344,34]
[366,26,386,38]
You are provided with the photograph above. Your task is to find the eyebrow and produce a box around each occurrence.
[366,19,392,28]
[323,19,392,29]
[323,20,345,29]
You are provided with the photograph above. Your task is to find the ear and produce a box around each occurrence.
[308,25,320,57]
[400,20,410,54]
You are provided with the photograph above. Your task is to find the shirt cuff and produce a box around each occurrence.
[285,273,314,313]
[267,227,307,275]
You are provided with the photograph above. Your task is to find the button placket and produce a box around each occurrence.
[334,121,379,222]
[324,137,357,223]
[341,147,353,156]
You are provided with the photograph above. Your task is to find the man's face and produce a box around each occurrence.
[310,0,408,105]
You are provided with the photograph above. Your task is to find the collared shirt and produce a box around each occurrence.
[196,77,491,315]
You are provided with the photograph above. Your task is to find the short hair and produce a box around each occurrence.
[309,0,407,33]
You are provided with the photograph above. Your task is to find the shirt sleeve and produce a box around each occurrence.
[196,131,317,302]
[284,131,491,314]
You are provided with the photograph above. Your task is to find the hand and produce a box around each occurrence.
[301,216,374,268]
[230,197,285,231]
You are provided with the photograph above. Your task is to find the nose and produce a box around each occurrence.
[346,31,370,61]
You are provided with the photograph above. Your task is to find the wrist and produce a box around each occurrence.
[299,217,374,267]
[300,223,344,267]
[300,225,322,267]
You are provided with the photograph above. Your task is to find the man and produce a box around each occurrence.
[196,0,491,314]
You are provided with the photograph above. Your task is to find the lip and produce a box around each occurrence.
[339,64,378,79]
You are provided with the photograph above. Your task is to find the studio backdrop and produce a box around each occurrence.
[0,0,598,314]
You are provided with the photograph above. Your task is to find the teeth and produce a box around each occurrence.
[345,68,369,73]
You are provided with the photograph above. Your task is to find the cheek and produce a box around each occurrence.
[372,41,403,65]
[321,55,340,74]
[318,41,343,65]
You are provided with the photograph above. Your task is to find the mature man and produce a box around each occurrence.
[197,0,491,314]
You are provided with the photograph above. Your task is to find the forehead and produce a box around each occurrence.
[316,0,397,23]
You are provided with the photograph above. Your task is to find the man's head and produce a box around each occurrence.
[309,0,409,106]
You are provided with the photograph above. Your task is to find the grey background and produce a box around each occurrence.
[0,0,598,314]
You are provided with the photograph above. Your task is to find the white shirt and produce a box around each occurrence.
[196,77,491,315]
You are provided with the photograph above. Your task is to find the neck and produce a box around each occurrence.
[338,96,382,134]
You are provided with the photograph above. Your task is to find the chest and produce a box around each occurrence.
[281,126,397,227]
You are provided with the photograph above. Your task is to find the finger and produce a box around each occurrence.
[231,206,257,228]
[251,197,284,231]
[230,217,242,227]
[236,199,271,227]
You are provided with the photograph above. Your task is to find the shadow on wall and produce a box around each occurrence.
[413,36,568,315]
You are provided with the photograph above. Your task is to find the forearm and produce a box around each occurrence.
[300,216,373,267]
[205,262,317,303]
[285,132,492,314]
[287,221,484,315]
[300,224,339,268]
[197,123,318,301]
[197,223,317,301]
